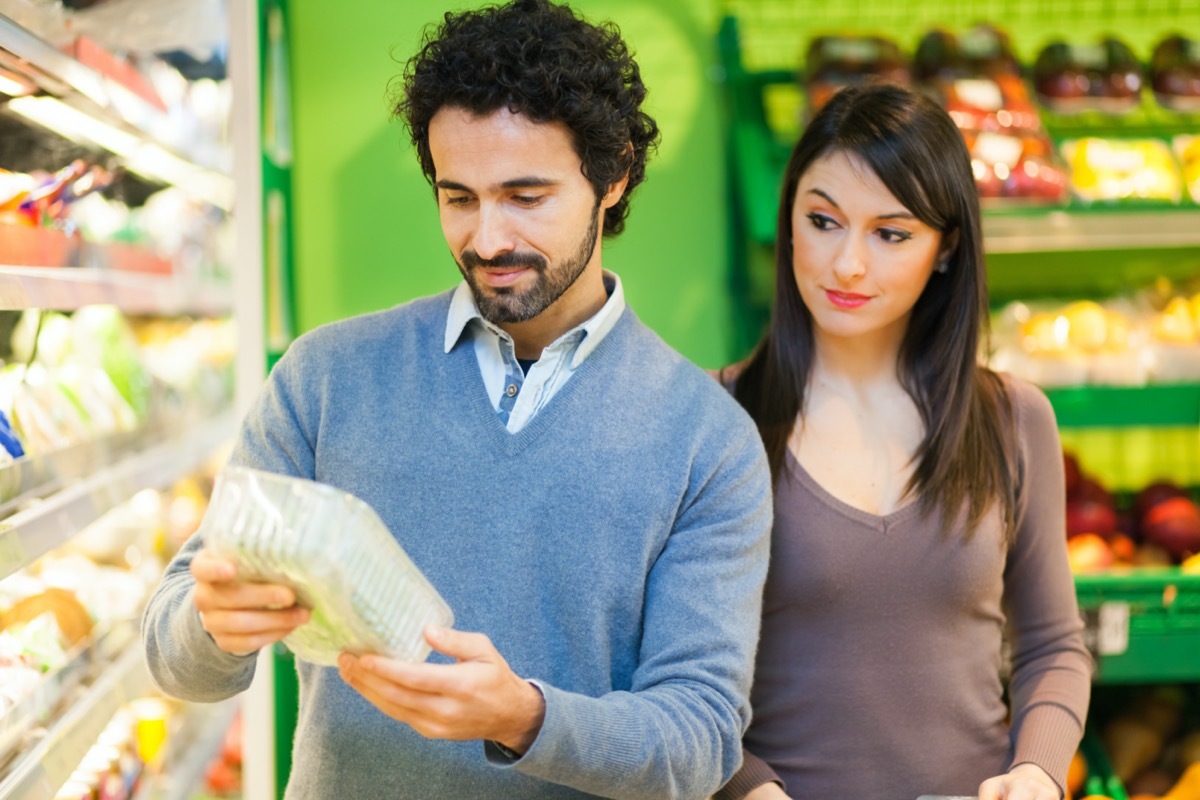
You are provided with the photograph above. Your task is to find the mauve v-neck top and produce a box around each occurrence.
[717,376,1092,800]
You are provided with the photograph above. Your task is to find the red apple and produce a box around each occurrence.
[1142,496,1200,559]
[1072,476,1112,506]
[1134,480,1188,523]
[1067,533,1115,573]
[1066,498,1118,538]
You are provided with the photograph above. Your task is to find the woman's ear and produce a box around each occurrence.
[937,228,961,269]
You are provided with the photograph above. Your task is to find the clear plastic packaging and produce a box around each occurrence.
[202,466,453,666]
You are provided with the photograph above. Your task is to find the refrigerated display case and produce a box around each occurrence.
[0,5,242,799]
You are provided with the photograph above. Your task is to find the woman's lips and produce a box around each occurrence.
[825,289,870,309]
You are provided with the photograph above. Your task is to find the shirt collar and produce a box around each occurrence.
[443,271,626,367]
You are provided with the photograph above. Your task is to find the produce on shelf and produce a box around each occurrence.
[1063,451,1200,573]
[990,284,1200,387]
[913,25,1069,203]
[1061,137,1184,204]
[203,710,243,798]
[1097,687,1200,799]
[0,309,233,485]
[1175,135,1200,203]
[1151,35,1200,112]
[803,34,909,115]
[1033,38,1144,114]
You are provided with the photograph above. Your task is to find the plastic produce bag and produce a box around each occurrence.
[202,466,454,666]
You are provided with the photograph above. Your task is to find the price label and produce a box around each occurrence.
[1097,601,1130,655]
[1082,602,1130,657]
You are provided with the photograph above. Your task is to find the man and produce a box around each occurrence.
[142,1,771,797]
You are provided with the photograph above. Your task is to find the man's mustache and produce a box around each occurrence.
[460,250,548,272]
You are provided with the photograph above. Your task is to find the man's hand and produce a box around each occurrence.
[978,762,1061,800]
[190,548,310,655]
[338,625,545,754]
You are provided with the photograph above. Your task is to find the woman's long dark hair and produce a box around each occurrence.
[734,84,1017,538]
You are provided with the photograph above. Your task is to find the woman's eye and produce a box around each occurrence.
[806,212,836,231]
[878,228,913,243]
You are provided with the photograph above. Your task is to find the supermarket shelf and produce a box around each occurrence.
[133,699,239,800]
[0,15,233,209]
[983,210,1200,254]
[0,644,150,800]
[717,17,1200,256]
[1046,384,1200,429]
[0,265,231,315]
[0,410,236,581]
[1076,569,1200,684]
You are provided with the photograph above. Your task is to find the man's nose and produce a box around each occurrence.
[471,204,516,260]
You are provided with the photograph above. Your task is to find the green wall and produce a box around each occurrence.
[288,0,739,369]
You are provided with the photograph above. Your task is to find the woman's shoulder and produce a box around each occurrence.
[987,369,1058,440]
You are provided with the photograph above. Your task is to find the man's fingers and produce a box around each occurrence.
[190,550,238,583]
[200,607,310,638]
[424,625,495,662]
[195,579,299,613]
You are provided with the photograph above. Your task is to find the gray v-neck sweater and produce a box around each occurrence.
[143,291,773,799]
[717,376,1092,800]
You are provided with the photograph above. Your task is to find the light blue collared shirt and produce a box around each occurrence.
[443,271,626,433]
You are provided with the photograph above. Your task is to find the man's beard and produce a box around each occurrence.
[459,207,600,324]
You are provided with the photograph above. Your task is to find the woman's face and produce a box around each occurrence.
[791,150,947,349]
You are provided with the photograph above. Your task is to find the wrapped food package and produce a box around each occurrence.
[202,467,453,666]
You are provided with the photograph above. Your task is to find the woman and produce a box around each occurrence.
[716,84,1092,800]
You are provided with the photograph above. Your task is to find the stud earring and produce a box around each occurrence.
[936,259,949,274]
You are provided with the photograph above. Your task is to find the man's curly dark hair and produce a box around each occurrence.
[393,0,660,237]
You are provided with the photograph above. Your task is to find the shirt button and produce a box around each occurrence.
[506,384,518,397]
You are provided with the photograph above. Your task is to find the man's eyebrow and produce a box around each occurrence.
[434,177,558,192]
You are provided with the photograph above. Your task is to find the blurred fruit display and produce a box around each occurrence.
[1151,35,1200,112]
[1034,38,1145,115]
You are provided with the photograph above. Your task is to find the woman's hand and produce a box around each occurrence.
[743,782,789,800]
[978,762,1061,800]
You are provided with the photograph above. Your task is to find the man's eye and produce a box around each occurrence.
[512,195,544,206]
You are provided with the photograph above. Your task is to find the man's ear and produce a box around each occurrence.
[600,143,634,211]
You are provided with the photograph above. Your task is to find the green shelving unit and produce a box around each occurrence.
[1046,384,1200,429]
[1076,570,1200,684]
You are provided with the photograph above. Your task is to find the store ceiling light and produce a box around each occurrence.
[0,67,34,97]
[7,94,140,156]
[7,95,234,211]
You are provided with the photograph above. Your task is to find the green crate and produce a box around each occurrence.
[1075,569,1200,684]
[1079,727,1129,800]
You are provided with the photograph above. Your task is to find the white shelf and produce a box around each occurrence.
[0,645,150,800]
[0,265,231,315]
[0,411,236,581]
[983,208,1200,253]
[0,14,233,209]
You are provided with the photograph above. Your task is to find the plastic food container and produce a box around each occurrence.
[202,466,454,666]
